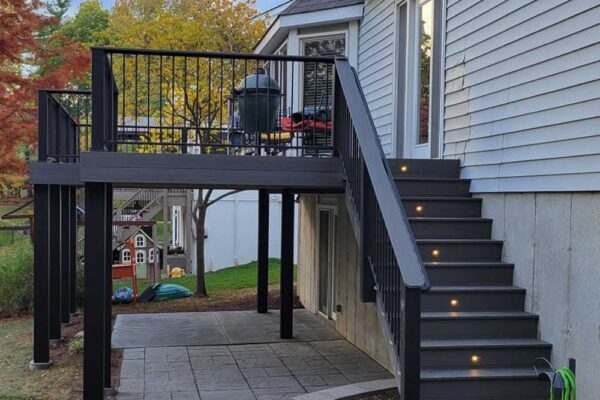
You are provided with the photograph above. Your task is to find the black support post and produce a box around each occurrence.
[48,185,62,344]
[84,182,108,400]
[257,189,269,314]
[404,287,421,400]
[30,184,52,369]
[60,186,70,324]
[104,185,114,394]
[69,187,77,314]
[280,190,294,339]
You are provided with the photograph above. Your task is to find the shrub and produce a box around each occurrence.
[68,337,84,354]
[0,240,34,317]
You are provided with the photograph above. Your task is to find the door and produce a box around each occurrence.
[397,0,443,159]
[317,207,337,320]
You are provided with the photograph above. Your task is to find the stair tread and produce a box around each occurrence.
[402,196,481,201]
[394,177,470,182]
[409,217,492,222]
[421,367,541,381]
[429,285,525,292]
[425,261,514,267]
[417,239,503,244]
[422,311,538,320]
[421,338,551,349]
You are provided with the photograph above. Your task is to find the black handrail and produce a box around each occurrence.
[334,59,429,289]
[92,46,336,63]
[333,58,429,399]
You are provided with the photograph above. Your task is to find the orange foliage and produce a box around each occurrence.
[0,0,90,188]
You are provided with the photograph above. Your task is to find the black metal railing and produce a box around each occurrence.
[333,59,430,399]
[37,89,91,163]
[91,47,337,157]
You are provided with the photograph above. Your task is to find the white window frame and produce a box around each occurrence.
[135,234,146,248]
[148,248,155,263]
[122,249,131,264]
[136,250,145,264]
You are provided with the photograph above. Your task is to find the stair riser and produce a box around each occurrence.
[410,220,492,239]
[422,318,539,340]
[426,265,514,286]
[418,242,503,262]
[396,180,471,197]
[422,346,551,370]
[403,199,482,217]
[422,291,525,312]
[388,159,461,179]
[421,378,548,399]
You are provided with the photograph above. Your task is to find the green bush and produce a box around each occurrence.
[68,337,84,354]
[0,240,34,317]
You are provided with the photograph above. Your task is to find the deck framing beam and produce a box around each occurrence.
[257,189,269,314]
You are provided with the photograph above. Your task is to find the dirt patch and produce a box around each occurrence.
[113,286,302,314]
[351,389,400,399]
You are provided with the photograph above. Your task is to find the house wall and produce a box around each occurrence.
[443,0,600,192]
[297,194,391,370]
[358,0,397,156]
[478,192,600,399]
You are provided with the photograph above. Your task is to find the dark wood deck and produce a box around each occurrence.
[31,152,345,192]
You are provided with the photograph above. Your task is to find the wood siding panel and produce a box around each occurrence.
[444,1,600,192]
[358,0,396,156]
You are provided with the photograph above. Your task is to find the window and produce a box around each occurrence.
[122,249,131,264]
[148,248,155,263]
[302,37,345,111]
[135,234,145,248]
[417,0,434,145]
[136,250,145,264]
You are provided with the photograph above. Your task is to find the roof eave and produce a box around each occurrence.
[254,4,363,55]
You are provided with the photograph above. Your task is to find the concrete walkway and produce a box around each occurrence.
[114,311,392,400]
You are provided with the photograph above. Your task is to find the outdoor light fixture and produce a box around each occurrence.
[471,355,480,363]
[450,299,459,307]
[416,205,423,213]
[432,249,440,257]
[400,165,408,172]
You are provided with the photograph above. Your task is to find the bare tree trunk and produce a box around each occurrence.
[192,188,243,297]
[195,205,207,297]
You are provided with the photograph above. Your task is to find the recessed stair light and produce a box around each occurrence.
[432,249,440,257]
[471,355,480,363]
[400,165,408,173]
[416,205,423,213]
[450,299,459,307]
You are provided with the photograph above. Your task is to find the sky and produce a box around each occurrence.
[66,0,290,17]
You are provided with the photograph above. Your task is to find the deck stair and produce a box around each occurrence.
[388,158,549,399]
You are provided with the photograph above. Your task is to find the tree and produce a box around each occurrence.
[191,189,242,296]
[58,1,110,47]
[0,0,90,190]
[101,0,266,295]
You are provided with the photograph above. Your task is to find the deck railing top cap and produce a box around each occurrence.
[39,88,91,95]
[91,46,338,63]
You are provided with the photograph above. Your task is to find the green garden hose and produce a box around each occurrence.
[550,367,576,400]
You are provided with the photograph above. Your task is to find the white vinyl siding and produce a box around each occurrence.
[358,0,397,155]
[443,0,600,192]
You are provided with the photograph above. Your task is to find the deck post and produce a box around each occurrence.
[280,190,294,339]
[104,185,114,393]
[69,186,77,315]
[31,184,53,369]
[257,189,269,313]
[48,184,62,344]
[84,182,109,400]
[60,185,71,324]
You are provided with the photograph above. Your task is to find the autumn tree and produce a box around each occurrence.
[102,0,266,296]
[0,0,89,191]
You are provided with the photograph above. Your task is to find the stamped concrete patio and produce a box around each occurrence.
[114,310,392,400]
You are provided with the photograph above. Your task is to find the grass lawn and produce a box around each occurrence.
[113,258,295,294]
[0,318,78,399]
